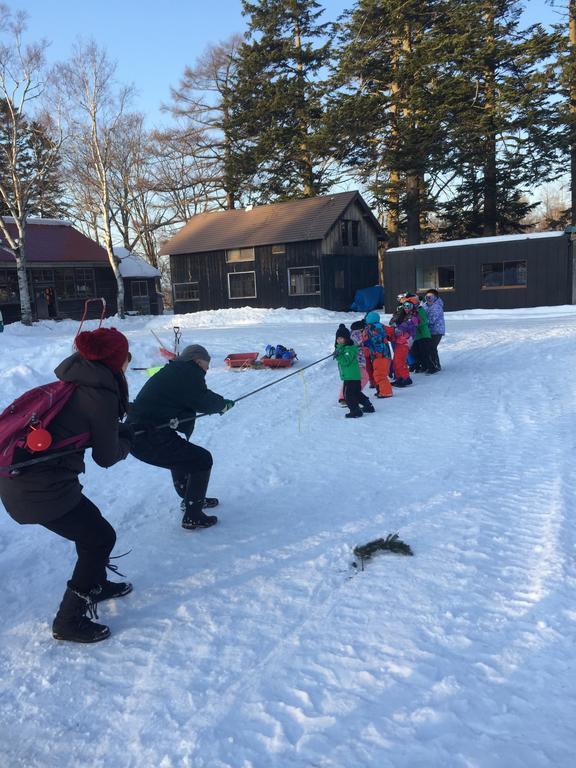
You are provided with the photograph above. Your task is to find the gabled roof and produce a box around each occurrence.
[159,191,386,256]
[0,219,109,264]
[114,247,160,278]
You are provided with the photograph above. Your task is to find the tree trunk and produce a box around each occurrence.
[570,0,576,224]
[101,204,125,318]
[294,21,315,197]
[405,172,421,245]
[15,240,33,326]
[482,4,498,236]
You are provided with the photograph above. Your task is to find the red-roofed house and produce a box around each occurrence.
[0,219,162,323]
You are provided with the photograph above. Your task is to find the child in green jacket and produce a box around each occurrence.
[334,326,374,418]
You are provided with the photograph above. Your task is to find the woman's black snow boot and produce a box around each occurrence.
[52,583,110,643]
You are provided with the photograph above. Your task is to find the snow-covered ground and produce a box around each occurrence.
[1,305,576,768]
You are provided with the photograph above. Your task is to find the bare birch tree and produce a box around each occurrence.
[0,6,63,324]
[54,41,132,318]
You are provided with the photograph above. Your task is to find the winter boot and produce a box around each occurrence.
[182,469,218,530]
[180,497,219,514]
[345,410,363,418]
[391,378,406,387]
[52,583,110,643]
[338,398,347,407]
[361,403,375,413]
[95,580,133,603]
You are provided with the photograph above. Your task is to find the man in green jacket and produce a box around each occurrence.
[128,345,235,530]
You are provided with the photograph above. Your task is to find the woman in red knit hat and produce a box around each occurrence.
[0,327,133,644]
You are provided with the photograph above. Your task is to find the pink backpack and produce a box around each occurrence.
[0,381,90,477]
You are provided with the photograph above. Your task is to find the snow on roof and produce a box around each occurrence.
[387,230,566,252]
[114,247,160,278]
[0,216,73,227]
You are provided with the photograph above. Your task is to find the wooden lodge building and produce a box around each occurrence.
[0,219,162,323]
[160,191,385,314]
[383,230,576,313]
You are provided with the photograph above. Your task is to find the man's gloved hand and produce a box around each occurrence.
[219,399,235,415]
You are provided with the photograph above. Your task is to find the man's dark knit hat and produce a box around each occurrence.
[179,344,211,364]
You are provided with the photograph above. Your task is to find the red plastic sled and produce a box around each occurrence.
[225,353,259,369]
[261,357,294,368]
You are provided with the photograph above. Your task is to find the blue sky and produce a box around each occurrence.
[18,0,557,125]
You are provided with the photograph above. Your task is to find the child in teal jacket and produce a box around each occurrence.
[334,326,374,418]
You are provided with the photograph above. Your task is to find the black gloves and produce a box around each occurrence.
[220,399,235,415]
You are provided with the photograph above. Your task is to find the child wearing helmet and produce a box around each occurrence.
[389,297,419,387]
[362,311,393,398]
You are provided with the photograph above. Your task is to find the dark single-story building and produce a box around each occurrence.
[0,219,162,323]
[160,191,385,314]
[114,247,163,316]
[383,230,576,313]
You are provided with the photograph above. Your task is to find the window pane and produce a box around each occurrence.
[503,260,527,286]
[228,272,256,299]
[271,244,286,254]
[174,282,199,301]
[351,221,359,247]
[75,268,95,298]
[416,266,438,290]
[0,269,18,303]
[226,248,255,263]
[341,221,349,246]
[481,261,526,288]
[481,263,503,287]
[55,268,76,300]
[437,266,455,289]
[289,267,320,295]
[31,269,54,283]
[131,281,148,298]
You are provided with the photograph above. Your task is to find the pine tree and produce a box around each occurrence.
[331,0,452,245]
[229,0,334,202]
[438,0,556,237]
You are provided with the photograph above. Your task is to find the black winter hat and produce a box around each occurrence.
[335,324,351,341]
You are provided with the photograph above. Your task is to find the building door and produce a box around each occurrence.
[131,280,150,315]
[35,286,57,319]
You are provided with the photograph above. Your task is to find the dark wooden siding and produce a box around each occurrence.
[322,200,380,256]
[383,234,574,313]
[171,239,379,314]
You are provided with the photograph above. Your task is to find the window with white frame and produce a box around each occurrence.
[228,271,256,299]
[288,266,320,296]
[226,247,255,263]
[416,265,455,292]
[174,282,200,301]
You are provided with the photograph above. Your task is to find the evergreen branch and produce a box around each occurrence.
[353,533,414,570]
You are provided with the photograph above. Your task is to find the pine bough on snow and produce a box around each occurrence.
[353,534,414,570]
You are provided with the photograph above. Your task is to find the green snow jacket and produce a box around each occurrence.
[335,343,361,381]
[415,307,431,340]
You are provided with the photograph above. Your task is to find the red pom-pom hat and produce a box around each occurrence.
[75,328,130,373]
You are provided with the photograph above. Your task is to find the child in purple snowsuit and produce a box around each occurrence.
[424,289,445,371]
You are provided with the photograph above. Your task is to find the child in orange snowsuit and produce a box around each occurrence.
[362,312,393,398]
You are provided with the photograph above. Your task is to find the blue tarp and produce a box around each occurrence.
[350,285,384,313]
